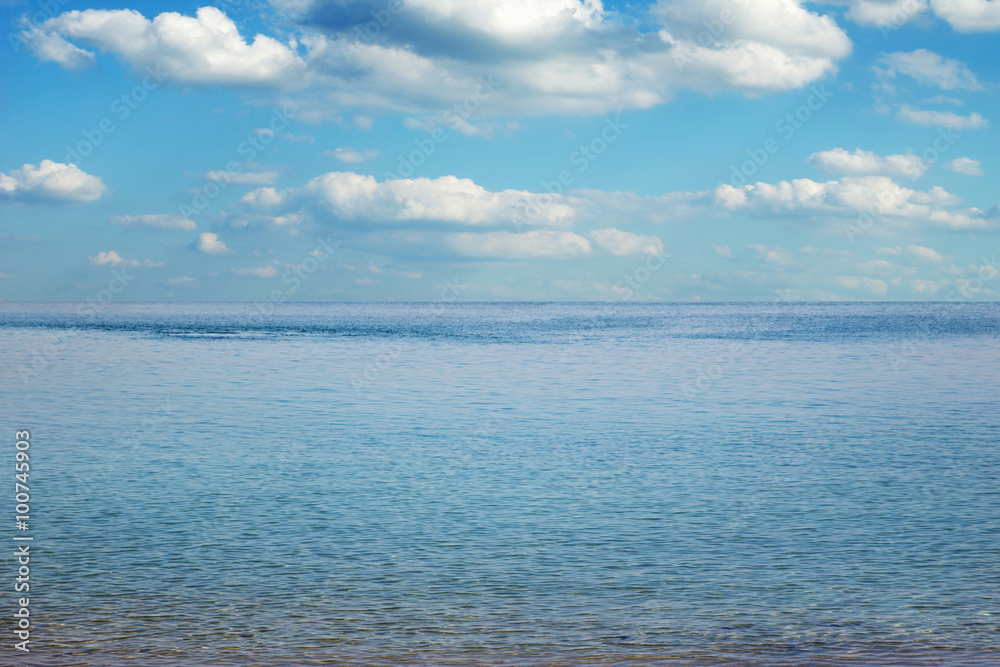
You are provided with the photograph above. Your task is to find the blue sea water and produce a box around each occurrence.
[1,302,998,666]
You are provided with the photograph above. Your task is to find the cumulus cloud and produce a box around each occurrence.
[906,244,946,262]
[911,278,949,293]
[237,172,575,229]
[928,0,1000,31]
[89,250,164,267]
[0,160,106,203]
[110,213,196,230]
[228,165,992,265]
[195,232,232,255]
[833,275,888,295]
[944,157,983,175]
[896,105,989,129]
[232,265,278,277]
[842,0,929,26]
[325,148,381,164]
[713,244,734,259]
[165,276,195,286]
[808,147,928,178]
[25,6,306,86]
[589,228,664,256]
[878,49,982,90]
[89,250,129,267]
[833,275,886,295]
[747,243,797,266]
[856,258,906,274]
[714,175,988,230]
[252,128,313,143]
[27,2,852,118]
[876,246,904,255]
[838,0,1000,31]
[567,188,714,224]
[23,28,95,70]
[446,230,591,259]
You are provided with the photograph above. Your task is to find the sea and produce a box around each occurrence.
[1,302,998,666]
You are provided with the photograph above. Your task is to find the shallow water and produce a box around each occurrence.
[2,303,998,666]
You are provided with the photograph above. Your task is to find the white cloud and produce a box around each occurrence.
[833,275,889,295]
[23,28,95,70]
[89,250,163,267]
[252,128,313,143]
[713,244,734,258]
[922,94,964,105]
[195,232,232,255]
[232,265,278,277]
[747,243,796,266]
[911,278,949,293]
[907,244,946,262]
[89,250,129,267]
[446,230,591,259]
[238,172,575,228]
[844,0,929,25]
[110,213,196,230]
[896,105,989,129]
[27,7,306,86]
[399,0,604,35]
[29,3,853,118]
[876,246,904,255]
[808,147,928,178]
[206,170,279,186]
[856,258,905,274]
[944,157,983,176]
[165,276,195,286]
[0,160,106,203]
[325,148,381,164]
[714,175,988,230]
[928,0,1000,31]
[656,0,852,73]
[878,49,981,90]
[163,276,194,287]
[269,214,303,227]
[568,188,713,224]
[589,228,664,256]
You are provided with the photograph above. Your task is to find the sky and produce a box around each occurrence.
[1,0,998,302]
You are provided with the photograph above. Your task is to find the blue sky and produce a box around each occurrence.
[1,0,998,302]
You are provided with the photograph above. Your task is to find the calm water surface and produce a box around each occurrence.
[1,303,998,666]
